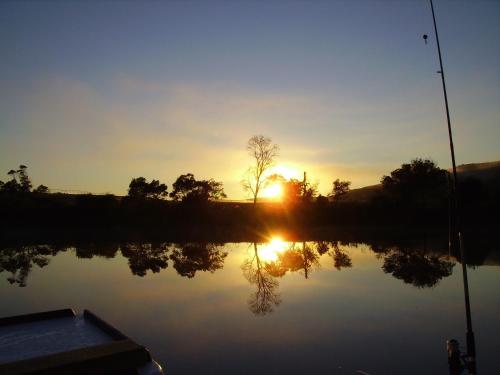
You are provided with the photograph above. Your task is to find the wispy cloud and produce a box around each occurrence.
[2,74,492,197]
[1,76,336,196]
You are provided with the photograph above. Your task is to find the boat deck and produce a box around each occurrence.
[0,309,162,375]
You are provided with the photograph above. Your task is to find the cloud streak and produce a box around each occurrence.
[1,74,497,197]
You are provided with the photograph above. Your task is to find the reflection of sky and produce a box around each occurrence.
[0,242,498,374]
[0,1,499,197]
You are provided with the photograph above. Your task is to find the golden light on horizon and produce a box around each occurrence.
[258,236,288,262]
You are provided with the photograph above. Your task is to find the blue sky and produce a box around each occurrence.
[0,0,498,197]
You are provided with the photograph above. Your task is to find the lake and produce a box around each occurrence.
[1,234,499,374]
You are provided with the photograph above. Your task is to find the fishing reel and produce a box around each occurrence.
[447,339,474,375]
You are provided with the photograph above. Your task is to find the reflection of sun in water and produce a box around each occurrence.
[261,183,283,199]
[258,237,288,262]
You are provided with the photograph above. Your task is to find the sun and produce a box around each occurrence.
[260,164,302,200]
[261,182,283,199]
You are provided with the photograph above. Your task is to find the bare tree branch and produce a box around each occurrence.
[242,135,279,204]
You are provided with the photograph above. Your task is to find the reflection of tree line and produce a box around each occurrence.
[0,245,60,287]
[0,240,472,314]
[380,247,454,288]
[0,242,227,286]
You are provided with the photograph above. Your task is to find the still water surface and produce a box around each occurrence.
[1,237,499,374]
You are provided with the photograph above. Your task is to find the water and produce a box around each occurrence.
[1,236,499,374]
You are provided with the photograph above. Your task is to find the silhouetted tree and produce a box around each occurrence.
[17,165,32,192]
[268,173,317,204]
[282,178,303,204]
[170,174,196,201]
[0,179,20,193]
[242,243,281,315]
[121,242,170,276]
[242,135,279,204]
[128,177,168,199]
[170,173,226,203]
[1,165,32,193]
[283,179,317,204]
[381,158,447,208]
[330,179,351,202]
[128,177,147,198]
[299,172,318,203]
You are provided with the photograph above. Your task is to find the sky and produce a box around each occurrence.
[0,0,499,198]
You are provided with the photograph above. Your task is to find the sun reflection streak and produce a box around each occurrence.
[258,237,288,262]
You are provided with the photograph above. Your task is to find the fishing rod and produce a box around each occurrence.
[423,1,476,373]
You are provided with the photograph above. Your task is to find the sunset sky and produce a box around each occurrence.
[1,1,498,198]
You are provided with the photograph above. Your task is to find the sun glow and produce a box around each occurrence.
[258,237,288,262]
[260,164,302,200]
[261,182,283,199]
[268,165,301,180]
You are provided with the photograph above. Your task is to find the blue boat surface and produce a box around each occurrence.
[0,308,164,374]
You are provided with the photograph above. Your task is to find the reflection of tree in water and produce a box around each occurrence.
[242,243,281,316]
[0,245,59,287]
[170,243,227,278]
[315,241,330,255]
[381,247,454,288]
[330,241,352,271]
[74,242,119,259]
[315,241,353,271]
[263,261,287,278]
[278,242,320,279]
[120,242,170,277]
[242,241,324,315]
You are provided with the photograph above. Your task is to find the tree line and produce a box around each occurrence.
[127,173,226,203]
[0,135,446,207]
[1,135,496,232]
[0,157,447,208]
[123,135,354,204]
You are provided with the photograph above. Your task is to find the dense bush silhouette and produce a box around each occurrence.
[0,158,498,240]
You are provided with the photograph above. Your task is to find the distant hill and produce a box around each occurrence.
[454,160,500,182]
[343,160,500,202]
[342,184,381,203]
